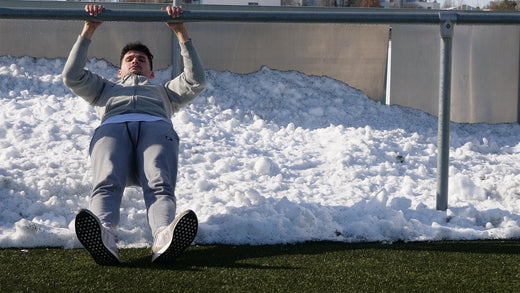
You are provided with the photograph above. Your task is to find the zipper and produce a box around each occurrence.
[132,74,138,109]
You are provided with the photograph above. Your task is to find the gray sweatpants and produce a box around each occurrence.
[88,120,179,238]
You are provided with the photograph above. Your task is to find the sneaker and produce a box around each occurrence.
[75,209,119,266]
[151,210,198,263]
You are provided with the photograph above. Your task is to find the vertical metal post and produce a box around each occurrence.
[171,0,182,79]
[436,13,456,211]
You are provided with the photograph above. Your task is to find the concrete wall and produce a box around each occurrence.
[188,22,389,100]
[390,24,520,123]
[0,19,175,70]
[2,2,519,123]
[0,17,389,101]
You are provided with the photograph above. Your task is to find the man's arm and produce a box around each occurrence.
[162,6,206,112]
[81,4,105,40]
[164,6,190,43]
[62,4,107,104]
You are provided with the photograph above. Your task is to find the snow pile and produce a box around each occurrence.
[1,55,520,248]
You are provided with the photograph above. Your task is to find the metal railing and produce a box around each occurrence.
[2,3,520,211]
[2,7,520,24]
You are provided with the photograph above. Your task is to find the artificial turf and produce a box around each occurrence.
[1,240,519,292]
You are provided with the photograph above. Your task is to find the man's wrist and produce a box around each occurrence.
[174,28,189,43]
[81,22,99,40]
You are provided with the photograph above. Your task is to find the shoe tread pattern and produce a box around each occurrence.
[75,210,119,266]
[153,210,198,264]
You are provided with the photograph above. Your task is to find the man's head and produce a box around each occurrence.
[118,42,155,79]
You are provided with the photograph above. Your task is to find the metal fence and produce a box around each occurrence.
[2,2,520,211]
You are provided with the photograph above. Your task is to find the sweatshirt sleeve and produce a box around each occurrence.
[165,39,206,113]
[62,35,106,105]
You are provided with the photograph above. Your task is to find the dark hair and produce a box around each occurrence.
[120,42,154,70]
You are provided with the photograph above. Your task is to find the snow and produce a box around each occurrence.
[1,55,520,249]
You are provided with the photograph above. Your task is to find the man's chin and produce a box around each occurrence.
[121,70,151,79]
[123,71,143,77]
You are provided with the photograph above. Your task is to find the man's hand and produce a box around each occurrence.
[163,6,190,43]
[81,4,105,40]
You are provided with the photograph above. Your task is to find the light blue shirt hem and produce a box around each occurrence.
[100,113,172,127]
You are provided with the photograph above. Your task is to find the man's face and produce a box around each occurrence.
[118,50,154,79]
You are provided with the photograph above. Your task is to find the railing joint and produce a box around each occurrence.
[439,12,457,38]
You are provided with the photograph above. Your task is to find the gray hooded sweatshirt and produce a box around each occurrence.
[62,35,206,122]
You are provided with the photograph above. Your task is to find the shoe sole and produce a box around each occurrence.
[152,210,198,264]
[75,209,119,266]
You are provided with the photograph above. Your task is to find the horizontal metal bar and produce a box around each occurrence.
[456,12,520,24]
[189,10,443,24]
[0,7,428,23]
[2,7,520,25]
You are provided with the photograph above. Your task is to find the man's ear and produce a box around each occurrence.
[149,71,155,79]
[117,70,122,78]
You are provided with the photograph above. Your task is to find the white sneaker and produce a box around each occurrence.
[75,209,119,266]
[152,210,198,263]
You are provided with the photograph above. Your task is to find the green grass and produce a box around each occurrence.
[1,241,520,292]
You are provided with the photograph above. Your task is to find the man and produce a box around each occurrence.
[62,4,206,265]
